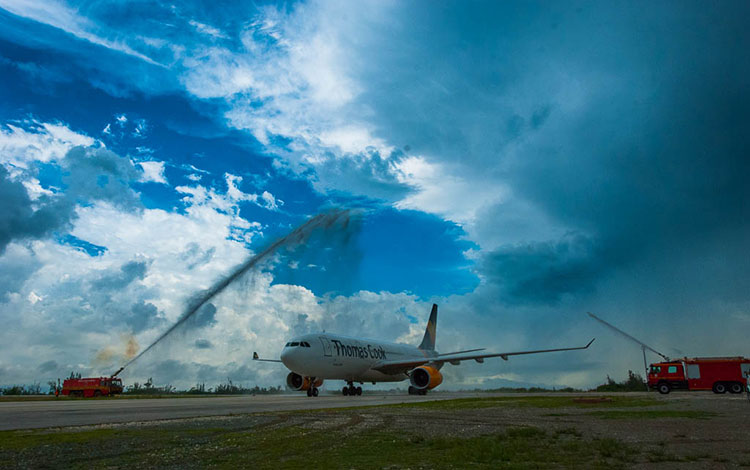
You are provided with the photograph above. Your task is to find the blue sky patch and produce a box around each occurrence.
[58,234,107,256]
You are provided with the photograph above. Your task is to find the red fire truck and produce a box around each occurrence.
[647,357,750,394]
[61,377,124,398]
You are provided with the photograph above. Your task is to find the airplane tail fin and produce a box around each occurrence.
[418,304,438,350]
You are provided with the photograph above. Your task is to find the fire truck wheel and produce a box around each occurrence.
[712,382,727,394]
[657,383,670,394]
[93,390,102,397]
[729,382,743,394]
[312,387,319,397]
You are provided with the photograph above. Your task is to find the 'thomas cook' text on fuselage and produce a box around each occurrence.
[280,333,435,382]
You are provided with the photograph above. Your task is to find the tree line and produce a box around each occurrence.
[0,371,648,395]
[122,378,284,395]
[0,377,283,396]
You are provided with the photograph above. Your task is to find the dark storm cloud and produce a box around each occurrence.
[186,302,217,329]
[0,247,41,302]
[496,5,750,303]
[92,260,148,291]
[24,258,160,337]
[346,2,750,304]
[37,360,58,373]
[194,339,212,349]
[0,166,74,253]
[127,300,164,333]
[0,145,143,254]
[62,146,141,209]
[481,235,604,305]
[312,149,410,201]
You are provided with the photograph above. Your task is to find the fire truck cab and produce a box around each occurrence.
[647,357,750,395]
[61,377,124,398]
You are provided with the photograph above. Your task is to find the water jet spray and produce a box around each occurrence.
[116,209,355,375]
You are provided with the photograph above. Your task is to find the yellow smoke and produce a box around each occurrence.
[94,346,115,364]
[124,334,139,359]
[91,334,140,368]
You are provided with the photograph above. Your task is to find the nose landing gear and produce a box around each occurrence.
[342,381,362,396]
[305,377,320,397]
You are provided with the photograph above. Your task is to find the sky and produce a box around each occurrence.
[0,0,748,391]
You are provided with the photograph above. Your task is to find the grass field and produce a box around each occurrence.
[1,420,637,469]
[2,393,746,469]
[388,394,659,410]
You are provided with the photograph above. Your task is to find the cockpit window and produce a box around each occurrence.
[302,341,310,347]
[290,342,300,347]
[285,342,291,347]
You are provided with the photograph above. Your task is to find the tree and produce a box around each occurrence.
[594,370,646,392]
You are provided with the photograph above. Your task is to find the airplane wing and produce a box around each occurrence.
[253,352,282,363]
[371,338,595,374]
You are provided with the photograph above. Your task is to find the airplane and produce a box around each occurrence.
[253,304,595,397]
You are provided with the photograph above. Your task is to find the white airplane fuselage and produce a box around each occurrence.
[257,304,594,396]
[280,333,436,383]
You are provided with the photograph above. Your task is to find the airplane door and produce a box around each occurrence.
[319,337,332,357]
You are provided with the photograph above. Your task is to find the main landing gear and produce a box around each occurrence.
[342,381,362,396]
[408,386,427,396]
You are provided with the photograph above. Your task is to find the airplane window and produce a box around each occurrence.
[290,342,299,347]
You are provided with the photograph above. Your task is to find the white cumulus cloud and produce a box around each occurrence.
[0,120,96,168]
[138,161,168,184]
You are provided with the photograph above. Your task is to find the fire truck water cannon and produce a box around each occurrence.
[588,312,750,395]
[61,375,124,398]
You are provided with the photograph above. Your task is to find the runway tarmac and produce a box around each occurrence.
[0,393,476,430]
[4,391,730,431]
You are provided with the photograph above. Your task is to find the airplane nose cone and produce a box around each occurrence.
[280,348,298,370]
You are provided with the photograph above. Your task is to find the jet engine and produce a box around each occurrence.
[286,372,323,391]
[409,365,443,391]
